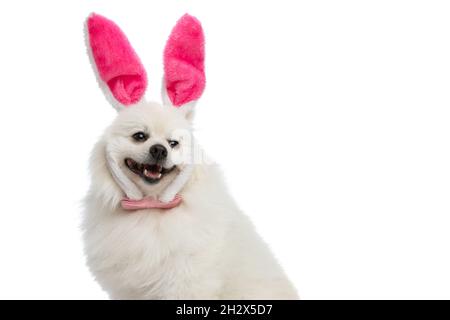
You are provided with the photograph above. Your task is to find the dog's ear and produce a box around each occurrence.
[162,14,205,118]
[85,13,148,111]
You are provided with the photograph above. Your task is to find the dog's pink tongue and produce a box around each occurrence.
[144,169,161,179]
[121,194,182,211]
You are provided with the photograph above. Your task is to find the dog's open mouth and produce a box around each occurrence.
[125,158,175,184]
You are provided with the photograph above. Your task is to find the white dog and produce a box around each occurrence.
[82,13,298,300]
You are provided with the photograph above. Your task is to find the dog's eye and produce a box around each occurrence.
[132,132,148,142]
[168,140,179,148]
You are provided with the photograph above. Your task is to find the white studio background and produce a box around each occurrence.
[0,0,449,299]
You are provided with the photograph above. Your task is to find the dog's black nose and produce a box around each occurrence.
[149,144,168,161]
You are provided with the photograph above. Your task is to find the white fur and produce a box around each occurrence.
[159,163,194,203]
[82,103,298,299]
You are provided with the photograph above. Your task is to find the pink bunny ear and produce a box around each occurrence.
[164,14,205,107]
[87,13,147,107]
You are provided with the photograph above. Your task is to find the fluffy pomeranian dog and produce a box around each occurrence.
[82,13,298,299]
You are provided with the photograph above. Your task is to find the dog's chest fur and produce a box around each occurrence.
[83,163,298,299]
[83,168,234,299]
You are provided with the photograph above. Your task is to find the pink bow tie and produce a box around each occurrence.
[121,194,182,211]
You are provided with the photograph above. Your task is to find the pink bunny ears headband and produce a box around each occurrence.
[85,13,205,204]
[86,13,205,110]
